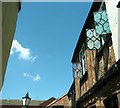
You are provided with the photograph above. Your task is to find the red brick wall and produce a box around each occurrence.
[80,50,96,96]
[50,95,70,108]
[75,78,80,101]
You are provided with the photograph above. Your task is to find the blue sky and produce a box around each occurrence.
[1,2,92,100]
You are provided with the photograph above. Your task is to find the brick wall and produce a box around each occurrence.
[75,78,80,101]
[48,94,70,108]
[80,50,96,97]
[95,39,116,81]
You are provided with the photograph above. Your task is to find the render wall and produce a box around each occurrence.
[0,2,20,90]
[105,0,119,61]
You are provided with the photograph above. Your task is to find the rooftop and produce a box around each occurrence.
[0,99,45,106]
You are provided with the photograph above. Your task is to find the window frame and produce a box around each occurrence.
[79,44,87,78]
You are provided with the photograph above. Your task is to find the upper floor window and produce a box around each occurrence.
[86,29,101,50]
[79,45,87,77]
[93,10,111,46]
[94,10,111,35]
[72,63,82,78]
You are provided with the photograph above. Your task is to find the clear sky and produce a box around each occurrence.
[1,2,92,100]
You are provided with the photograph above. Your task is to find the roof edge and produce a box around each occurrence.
[71,1,102,63]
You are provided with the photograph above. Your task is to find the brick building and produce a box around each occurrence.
[46,94,70,108]
[0,96,69,108]
[1,98,57,108]
[39,97,56,108]
[1,1,120,108]
[69,0,120,108]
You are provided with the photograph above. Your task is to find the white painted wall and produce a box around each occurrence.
[105,0,119,61]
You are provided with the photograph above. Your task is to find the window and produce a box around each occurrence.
[72,63,82,78]
[86,29,101,50]
[94,10,111,35]
[93,10,111,45]
[79,45,87,77]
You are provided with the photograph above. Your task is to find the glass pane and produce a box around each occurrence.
[86,29,101,49]
[94,10,111,35]
[76,63,82,78]
[95,40,101,49]
[72,63,76,70]
[86,29,94,38]
[82,58,85,75]
[83,55,87,74]
[72,63,82,78]
[88,40,94,49]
